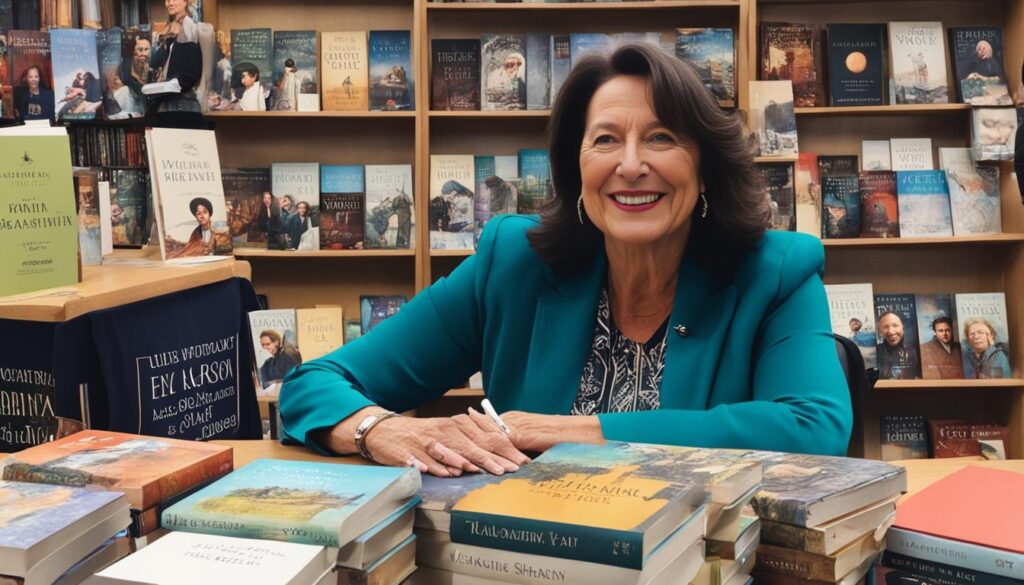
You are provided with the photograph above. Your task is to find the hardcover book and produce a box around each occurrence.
[74,168,102,265]
[49,28,101,123]
[2,429,234,511]
[430,38,480,111]
[749,80,798,156]
[824,283,877,369]
[757,162,796,231]
[972,107,1017,161]
[296,307,343,361]
[517,149,551,214]
[888,22,949,104]
[337,498,418,570]
[360,295,407,334]
[881,550,1024,585]
[760,496,898,557]
[890,138,934,171]
[161,459,421,548]
[474,155,518,246]
[955,292,1011,379]
[271,162,319,250]
[928,419,977,458]
[550,35,571,102]
[271,30,318,112]
[794,153,821,237]
[221,167,271,249]
[896,170,952,237]
[321,31,368,111]
[818,155,859,177]
[525,33,550,110]
[481,34,526,111]
[826,23,885,106]
[948,26,1012,106]
[947,164,1001,236]
[364,164,414,249]
[369,30,414,111]
[338,533,417,585]
[8,31,54,122]
[861,140,892,171]
[879,415,928,460]
[858,171,899,238]
[676,28,736,107]
[320,165,365,250]
[821,174,861,239]
[231,28,273,109]
[875,293,922,380]
[915,293,964,379]
[249,309,302,395]
[760,23,822,107]
[429,155,475,250]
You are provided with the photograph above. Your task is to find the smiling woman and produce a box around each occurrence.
[279,43,853,477]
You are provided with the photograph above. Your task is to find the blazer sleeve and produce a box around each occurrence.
[597,237,853,456]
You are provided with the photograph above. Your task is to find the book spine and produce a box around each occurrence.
[757,521,825,555]
[886,528,1024,580]
[750,495,809,527]
[130,506,160,538]
[754,543,837,581]
[449,512,643,569]
[882,551,1024,585]
[161,511,339,547]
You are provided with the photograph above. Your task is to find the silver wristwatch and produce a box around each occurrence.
[353,411,400,462]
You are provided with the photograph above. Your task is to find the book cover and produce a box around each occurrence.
[8,31,54,122]
[947,164,1001,236]
[474,155,518,246]
[749,80,798,156]
[972,107,1017,161]
[149,128,232,260]
[0,132,78,297]
[889,22,949,105]
[928,419,977,457]
[826,23,885,106]
[525,33,550,111]
[109,168,149,247]
[896,170,952,237]
[343,320,362,345]
[430,38,480,111]
[50,28,101,123]
[955,292,1011,379]
[481,34,526,111]
[915,293,964,379]
[676,28,736,107]
[858,171,899,238]
[161,459,421,548]
[757,162,796,231]
[248,309,301,395]
[517,149,551,214]
[794,153,821,238]
[369,30,414,111]
[231,28,273,110]
[890,138,934,171]
[430,154,475,250]
[321,31,368,111]
[271,162,319,251]
[320,165,365,250]
[296,307,343,362]
[760,497,897,557]
[360,295,407,334]
[2,429,233,511]
[75,168,102,265]
[824,283,877,369]
[879,415,928,460]
[364,164,414,249]
[120,28,151,117]
[938,147,973,173]
[271,30,317,112]
[550,35,571,103]
[96,27,123,119]
[759,23,822,107]
[821,174,861,239]
[569,33,612,69]
[221,167,270,249]
[948,26,1011,106]
[973,422,1010,459]
[818,155,859,177]
[881,550,1024,585]
[861,140,892,171]
[875,293,922,379]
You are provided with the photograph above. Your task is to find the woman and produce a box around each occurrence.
[13,65,55,122]
[962,318,1011,379]
[280,44,851,477]
[149,0,202,113]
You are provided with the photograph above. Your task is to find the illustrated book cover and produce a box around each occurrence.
[319,165,365,250]
[824,282,877,369]
[248,308,301,395]
[369,30,414,111]
[364,164,414,249]
[915,293,963,380]
[429,154,475,250]
[875,293,922,380]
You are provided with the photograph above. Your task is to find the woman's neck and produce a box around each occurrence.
[604,231,687,339]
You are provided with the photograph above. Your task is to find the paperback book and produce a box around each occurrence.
[824,282,877,369]
[972,107,1017,161]
[550,35,571,102]
[888,22,948,104]
[8,31,54,122]
[569,33,612,69]
[676,28,736,107]
[890,138,934,171]
[369,30,414,111]
[296,307,343,362]
[360,295,408,334]
[430,155,476,250]
[794,153,821,237]
[858,171,899,238]
[948,26,1012,106]
[474,155,518,246]
[749,80,798,156]
[955,292,1011,379]
[481,34,526,111]
[915,293,964,379]
[271,162,319,251]
[896,170,952,237]
[861,140,892,171]
[430,38,480,111]
[221,167,271,249]
[526,33,550,110]
[231,28,273,110]
[49,28,101,123]
[757,162,796,231]
[826,23,885,106]
[320,165,365,250]
[948,164,1001,235]
[517,149,552,214]
[322,31,368,111]
[249,309,302,395]
[879,415,928,460]
[271,30,318,112]
[759,23,822,107]
[821,174,861,239]
[364,164,414,249]
[875,293,922,380]
[74,168,102,265]
[96,28,124,119]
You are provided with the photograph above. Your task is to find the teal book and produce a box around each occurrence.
[160,459,421,549]
[517,149,551,214]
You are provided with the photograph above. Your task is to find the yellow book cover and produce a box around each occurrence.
[296,307,344,361]
[321,32,369,111]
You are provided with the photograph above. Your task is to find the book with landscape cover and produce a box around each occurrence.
[676,28,736,107]
[430,155,475,250]
[249,309,301,395]
[296,307,343,362]
[526,33,550,110]
[949,26,1012,106]
[8,31,53,122]
[955,292,1011,379]
[821,173,861,239]
[369,30,414,111]
[320,165,365,250]
[760,23,823,107]
[430,38,480,111]
[1,429,233,511]
[861,140,891,171]
[879,415,928,460]
[481,34,526,111]
[474,155,518,246]
[890,138,934,171]
[360,295,407,334]
[364,164,414,249]
[824,283,877,369]
[794,153,821,237]
[221,167,270,249]
[915,293,963,379]
[947,164,1001,236]
[74,168,102,265]
[827,23,885,106]
[757,162,796,231]
[517,149,552,214]
[888,22,948,105]
[271,30,318,112]
[972,107,1017,161]
[550,35,571,103]
[49,28,100,123]
[161,459,421,548]
[231,28,273,107]
[875,293,922,379]
[749,80,798,156]
[321,31,368,111]
[897,170,952,237]
[858,171,899,238]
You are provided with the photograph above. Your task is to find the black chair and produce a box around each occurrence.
[833,333,878,457]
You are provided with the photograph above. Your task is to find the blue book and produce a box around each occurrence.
[160,459,420,549]
[827,23,885,106]
[337,497,419,570]
[475,155,519,246]
[271,30,318,111]
[675,28,736,106]
[50,28,101,122]
[321,165,365,195]
[360,295,408,334]
[550,35,571,102]
[526,33,550,110]
[369,30,414,111]
[896,170,953,237]
[570,33,612,68]
[517,149,551,214]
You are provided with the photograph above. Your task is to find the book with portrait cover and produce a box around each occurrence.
[526,33,550,111]
[321,31,368,111]
[296,307,343,362]
[676,28,736,107]
[972,107,1017,161]
[221,167,270,249]
[861,140,891,171]
[749,80,798,156]
[121,28,151,117]
[248,309,301,395]
[948,26,1012,106]
[271,162,319,250]
[955,292,1011,379]
[879,415,928,460]
[2,429,233,511]
[364,164,414,249]
[821,174,860,239]
[890,138,934,171]
[858,171,899,238]
[896,170,952,237]
[550,35,571,103]
[320,165,365,250]
[824,283,877,369]
[96,27,123,119]
[50,28,101,123]
[794,153,821,237]
[231,28,273,107]
[369,30,414,111]
[162,459,420,548]
[517,149,552,214]
[826,23,885,106]
[759,23,823,107]
[757,162,796,231]
[481,34,526,111]
[916,293,964,379]
[430,154,475,250]
[271,30,318,112]
[8,31,54,122]
[474,155,518,247]
[888,22,948,105]
[875,293,922,380]
[74,168,102,265]
[360,295,407,334]
[948,164,1001,236]
[430,38,480,111]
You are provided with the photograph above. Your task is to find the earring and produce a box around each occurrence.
[700,192,709,219]
[577,195,585,224]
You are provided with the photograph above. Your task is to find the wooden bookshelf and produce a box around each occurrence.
[822,234,1024,248]
[794,104,971,116]
[428,111,552,118]
[876,379,1024,390]
[233,249,416,258]
[426,0,743,10]
[206,111,417,118]
[429,249,475,258]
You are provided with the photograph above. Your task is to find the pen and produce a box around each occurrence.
[481,398,511,436]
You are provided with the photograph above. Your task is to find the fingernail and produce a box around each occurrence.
[507,463,520,472]
[488,463,505,475]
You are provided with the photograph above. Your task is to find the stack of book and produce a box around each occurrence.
[880,466,1024,585]
[747,452,907,585]
[1,430,234,542]
[412,441,763,585]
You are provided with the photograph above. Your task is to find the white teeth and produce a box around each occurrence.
[613,193,662,205]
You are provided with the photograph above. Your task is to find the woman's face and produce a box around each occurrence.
[165,0,187,19]
[26,68,40,91]
[263,192,272,205]
[579,75,702,249]
[967,323,994,352]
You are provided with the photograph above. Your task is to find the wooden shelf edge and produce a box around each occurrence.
[875,379,1024,390]
[206,111,416,119]
[795,104,971,116]
[427,0,740,9]
[233,249,416,258]
[824,234,1024,248]
[445,387,485,397]
[429,110,551,118]
[754,155,798,163]
[430,250,476,257]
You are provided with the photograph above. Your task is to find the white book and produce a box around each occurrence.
[972,107,1017,161]
[84,531,333,585]
[937,147,973,173]
[749,80,799,156]
[364,164,415,249]
[98,181,113,256]
[888,22,949,104]
[890,138,934,170]
[861,140,892,170]
[430,155,476,251]
[896,170,953,237]
[948,164,1001,235]
[824,283,877,369]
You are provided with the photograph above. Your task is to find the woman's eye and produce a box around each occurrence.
[649,132,674,143]
[593,135,615,145]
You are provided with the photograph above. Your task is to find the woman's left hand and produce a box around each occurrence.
[502,411,605,453]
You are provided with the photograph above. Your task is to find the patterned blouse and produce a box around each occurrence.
[571,287,669,414]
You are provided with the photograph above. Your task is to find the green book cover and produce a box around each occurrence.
[0,134,78,297]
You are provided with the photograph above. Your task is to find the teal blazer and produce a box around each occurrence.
[280,215,852,456]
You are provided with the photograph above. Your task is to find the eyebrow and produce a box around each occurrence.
[586,119,679,135]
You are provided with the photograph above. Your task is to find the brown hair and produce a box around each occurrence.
[527,43,768,278]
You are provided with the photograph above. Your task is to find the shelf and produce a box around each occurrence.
[444,387,485,397]
[754,155,799,163]
[206,111,416,119]
[823,234,1024,248]
[431,249,476,257]
[795,104,971,116]
[233,249,416,258]
[429,110,551,118]
[875,379,1024,390]
[427,0,740,9]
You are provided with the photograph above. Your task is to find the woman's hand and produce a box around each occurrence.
[503,411,606,453]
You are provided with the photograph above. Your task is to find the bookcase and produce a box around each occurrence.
[159,0,1023,458]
